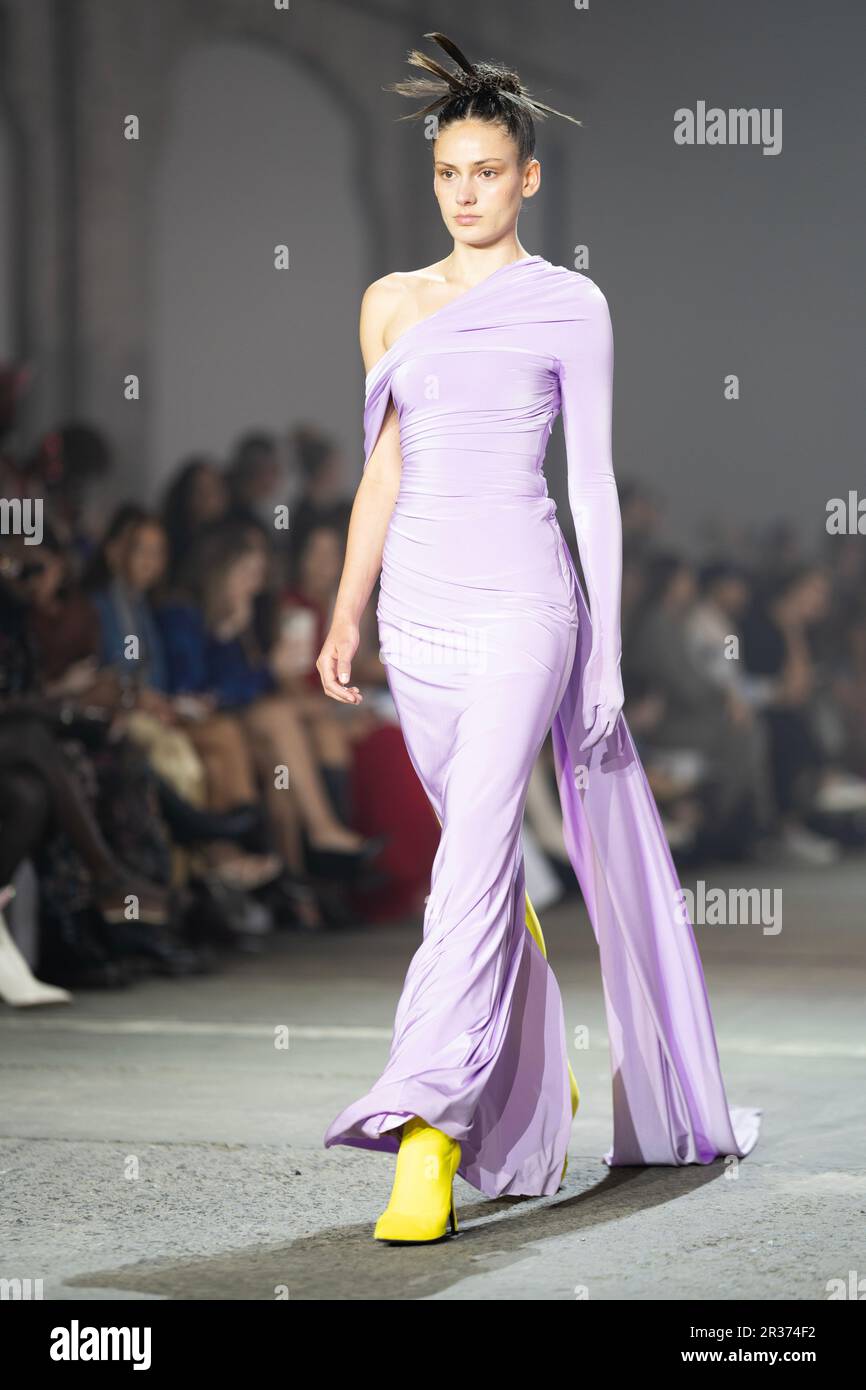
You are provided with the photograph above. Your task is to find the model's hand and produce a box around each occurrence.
[580,645,624,749]
[317,620,363,704]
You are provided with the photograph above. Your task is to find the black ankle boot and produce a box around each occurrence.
[157,781,263,846]
[302,829,389,881]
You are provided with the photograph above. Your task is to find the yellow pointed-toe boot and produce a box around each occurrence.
[374,1116,461,1244]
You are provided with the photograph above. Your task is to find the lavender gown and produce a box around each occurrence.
[323,255,762,1198]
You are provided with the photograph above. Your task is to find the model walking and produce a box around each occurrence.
[319,32,761,1242]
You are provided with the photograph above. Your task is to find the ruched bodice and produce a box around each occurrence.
[379,344,577,648]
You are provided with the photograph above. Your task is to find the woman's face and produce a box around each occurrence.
[668,565,697,607]
[299,527,342,594]
[241,525,269,560]
[27,550,65,607]
[223,549,266,609]
[432,118,539,249]
[190,465,229,524]
[104,523,134,577]
[791,570,831,622]
[308,449,342,498]
[715,575,750,614]
[123,523,167,593]
[245,453,281,501]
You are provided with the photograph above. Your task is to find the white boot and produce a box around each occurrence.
[0,890,72,1007]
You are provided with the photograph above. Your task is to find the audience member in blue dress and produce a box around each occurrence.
[90,512,170,697]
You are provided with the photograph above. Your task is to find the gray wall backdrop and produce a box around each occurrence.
[1,0,863,553]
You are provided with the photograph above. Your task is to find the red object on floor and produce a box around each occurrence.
[349,723,439,922]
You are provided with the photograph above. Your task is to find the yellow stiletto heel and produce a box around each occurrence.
[374,1115,462,1243]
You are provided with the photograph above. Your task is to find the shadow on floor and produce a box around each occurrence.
[63,1160,727,1300]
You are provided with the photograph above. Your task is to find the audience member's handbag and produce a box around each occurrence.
[124,710,207,806]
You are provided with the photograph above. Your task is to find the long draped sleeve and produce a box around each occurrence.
[556,280,623,671]
[548,273,761,1168]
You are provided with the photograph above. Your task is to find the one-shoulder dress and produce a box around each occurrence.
[323,255,761,1198]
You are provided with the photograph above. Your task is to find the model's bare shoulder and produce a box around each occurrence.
[360,263,449,371]
[359,271,413,374]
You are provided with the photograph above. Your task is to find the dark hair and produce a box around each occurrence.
[386,31,581,165]
[179,518,262,609]
[37,520,64,556]
[642,552,692,607]
[162,518,272,660]
[756,562,825,609]
[81,502,151,590]
[697,560,749,594]
[287,505,350,587]
[228,431,277,481]
[291,425,336,482]
[161,456,225,563]
[29,421,112,488]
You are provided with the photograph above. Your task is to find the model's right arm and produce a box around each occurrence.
[316,277,404,704]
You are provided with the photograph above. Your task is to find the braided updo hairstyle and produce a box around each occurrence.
[385,31,581,166]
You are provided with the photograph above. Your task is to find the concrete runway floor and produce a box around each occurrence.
[2,854,864,1300]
